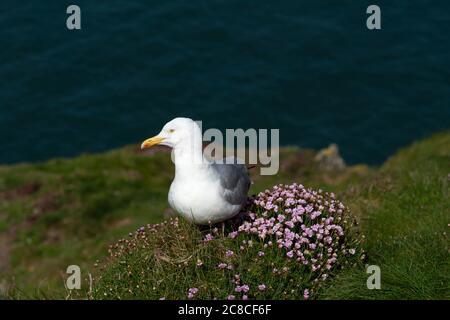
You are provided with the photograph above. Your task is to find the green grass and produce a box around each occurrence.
[0,146,173,298]
[1,133,449,299]
[320,132,450,299]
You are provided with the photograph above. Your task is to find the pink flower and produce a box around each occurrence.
[235,285,250,293]
[187,288,198,299]
[218,263,227,269]
[303,289,309,300]
[285,220,295,228]
[203,234,214,242]
[225,250,234,257]
[227,295,235,300]
[228,231,238,239]
[258,284,266,291]
[189,288,198,294]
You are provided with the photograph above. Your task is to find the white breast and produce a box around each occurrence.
[168,175,242,225]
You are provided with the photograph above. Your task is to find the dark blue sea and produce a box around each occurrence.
[0,1,449,165]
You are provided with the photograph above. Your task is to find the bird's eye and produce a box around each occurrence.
[169,129,175,133]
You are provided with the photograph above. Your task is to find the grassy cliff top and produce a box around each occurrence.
[0,132,449,299]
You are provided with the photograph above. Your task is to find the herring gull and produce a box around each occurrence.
[141,117,251,225]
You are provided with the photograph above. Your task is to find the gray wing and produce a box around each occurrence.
[211,159,251,206]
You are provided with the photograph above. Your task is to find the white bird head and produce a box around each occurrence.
[141,117,201,150]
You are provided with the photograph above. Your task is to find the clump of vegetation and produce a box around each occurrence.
[236,184,365,297]
[92,183,364,300]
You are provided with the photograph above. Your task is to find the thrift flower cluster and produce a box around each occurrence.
[239,184,359,271]
[208,183,363,300]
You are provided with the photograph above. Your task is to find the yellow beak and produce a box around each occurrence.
[141,136,165,149]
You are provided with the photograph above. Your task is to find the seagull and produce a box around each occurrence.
[141,118,251,225]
